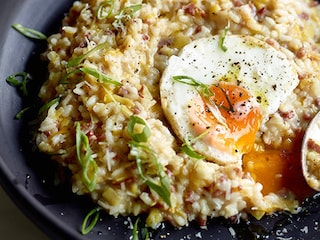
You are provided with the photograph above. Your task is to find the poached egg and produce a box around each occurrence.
[160,35,299,164]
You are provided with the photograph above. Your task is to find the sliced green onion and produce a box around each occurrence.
[6,72,32,97]
[172,75,214,98]
[15,106,32,120]
[219,25,229,52]
[120,4,142,19]
[132,218,150,240]
[80,67,121,86]
[132,218,140,240]
[130,141,171,207]
[38,97,61,116]
[67,42,110,68]
[76,122,98,192]
[81,207,100,235]
[61,69,84,84]
[181,142,205,159]
[12,23,47,40]
[173,75,234,112]
[97,0,114,20]
[127,115,151,143]
[112,4,142,31]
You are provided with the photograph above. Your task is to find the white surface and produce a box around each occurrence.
[0,186,49,239]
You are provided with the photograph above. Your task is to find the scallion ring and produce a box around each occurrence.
[80,67,121,86]
[97,0,114,20]
[6,72,32,97]
[76,122,98,192]
[127,115,151,143]
[81,207,101,235]
[12,23,47,40]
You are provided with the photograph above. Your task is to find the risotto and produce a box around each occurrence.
[36,0,320,229]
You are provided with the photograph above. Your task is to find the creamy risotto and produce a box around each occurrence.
[36,0,320,229]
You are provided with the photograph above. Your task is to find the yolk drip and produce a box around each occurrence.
[189,82,262,157]
[243,134,315,201]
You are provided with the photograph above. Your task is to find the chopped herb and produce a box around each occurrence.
[132,218,150,240]
[67,42,110,68]
[15,106,32,120]
[172,75,214,99]
[61,69,84,84]
[80,67,121,86]
[97,0,114,20]
[6,72,32,97]
[76,122,98,192]
[38,97,61,116]
[181,142,205,159]
[127,115,171,207]
[12,23,47,40]
[173,75,234,112]
[219,24,229,52]
[81,207,100,235]
[127,115,151,143]
[112,4,142,31]
[129,141,171,207]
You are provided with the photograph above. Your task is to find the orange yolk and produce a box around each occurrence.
[189,82,262,157]
[243,135,315,201]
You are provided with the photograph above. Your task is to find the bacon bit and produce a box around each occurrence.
[308,139,320,154]
[138,85,145,98]
[279,110,295,119]
[194,25,202,34]
[132,106,141,114]
[158,38,173,49]
[257,7,268,20]
[118,86,129,96]
[299,12,310,20]
[314,97,320,107]
[142,34,150,41]
[197,217,207,227]
[185,191,197,203]
[266,38,280,50]
[232,0,246,7]
[183,3,206,18]
[296,47,307,59]
[309,1,319,7]
[303,112,313,121]
[212,190,226,198]
[298,72,308,80]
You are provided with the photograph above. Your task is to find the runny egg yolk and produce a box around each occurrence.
[188,82,262,159]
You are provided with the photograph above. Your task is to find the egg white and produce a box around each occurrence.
[160,35,299,164]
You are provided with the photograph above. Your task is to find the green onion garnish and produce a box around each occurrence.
[67,42,110,68]
[219,25,229,52]
[173,75,234,112]
[76,122,98,192]
[172,75,214,99]
[12,23,47,40]
[15,106,32,120]
[132,218,150,240]
[129,141,171,207]
[80,67,121,86]
[181,142,205,159]
[127,115,151,143]
[38,97,61,116]
[6,72,32,97]
[112,4,142,31]
[97,0,114,20]
[61,69,84,84]
[81,207,100,235]
[127,115,171,207]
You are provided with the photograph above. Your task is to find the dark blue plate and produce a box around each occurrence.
[1,1,320,239]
